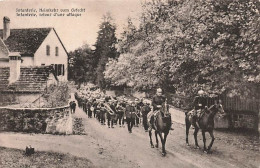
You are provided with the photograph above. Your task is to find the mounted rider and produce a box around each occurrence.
[192,89,208,126]
[147,88,166,131]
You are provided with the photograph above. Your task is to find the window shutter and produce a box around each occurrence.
[62,64,65,75]
[55,47,59,56]
[55,64,58,76]
[46,45,50,56]
[58,64,62,76]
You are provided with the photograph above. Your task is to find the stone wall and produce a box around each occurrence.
[0,106,72,134]
[0,93,40,107]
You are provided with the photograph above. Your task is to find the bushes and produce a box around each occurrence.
[42,82,71,108]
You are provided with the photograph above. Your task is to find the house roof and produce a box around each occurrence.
[0,28,52,56]
[0,66,57,93]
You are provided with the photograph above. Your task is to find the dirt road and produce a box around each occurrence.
[0,101,259,168]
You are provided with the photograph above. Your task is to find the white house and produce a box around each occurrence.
[0,16,68,106]
[0,16,68,81]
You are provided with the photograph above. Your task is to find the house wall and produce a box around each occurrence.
[47,73,58,86]
[21,56,34,66]
[34,29,68,81]
[0,50,7,59]
[0,38,8,59]
[0,59,8,67]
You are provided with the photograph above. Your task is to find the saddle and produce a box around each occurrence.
[188,109,205,128]
[150,111,160,130]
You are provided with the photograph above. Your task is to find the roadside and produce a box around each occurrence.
[0,146,94,168]
[0,99,259,168]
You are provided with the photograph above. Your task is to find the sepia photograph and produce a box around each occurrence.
[0,0,259,167]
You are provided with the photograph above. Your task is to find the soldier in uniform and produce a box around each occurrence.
[192,89,208,126]
[147,88,166,131]
[141,102,151,132]
[125,100,136,133]
[116,98,126,127]
[133,98,140,127]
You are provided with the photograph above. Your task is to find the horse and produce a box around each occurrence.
[147,103,172,156]
[185,100,225,153]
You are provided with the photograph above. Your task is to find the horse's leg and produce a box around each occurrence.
[163,132,169,154]
[202,131,207,152]
[185,117,191,146]
[207,130,215,153]
[158,132,166,156]
[194,128,199,149]
[149,130,154,148]
[155,131,159,148]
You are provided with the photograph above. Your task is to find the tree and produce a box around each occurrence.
[105,0,260,99]
[94,13,119,89]
[68,44,95,85]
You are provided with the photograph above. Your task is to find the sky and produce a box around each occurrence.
[0,0,143,51]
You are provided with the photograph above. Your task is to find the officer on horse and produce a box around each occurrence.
[147,88,167,131]
[192,89,208,127]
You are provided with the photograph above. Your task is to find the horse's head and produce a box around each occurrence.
[208,100,225,116]
[161,103,170,117]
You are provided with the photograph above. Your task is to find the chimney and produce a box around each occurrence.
[8,52,21,84]
[3,16,10,40]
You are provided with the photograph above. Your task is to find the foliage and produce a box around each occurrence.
[68,44,95,85]
[42,82,71,107]
[105,0,260,99]
[94,13,119,89]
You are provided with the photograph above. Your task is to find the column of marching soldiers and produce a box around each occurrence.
[74,89,151,133]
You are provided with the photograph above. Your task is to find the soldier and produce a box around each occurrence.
[125,100,136,133]
[71,101,76,113]
[141,102,151,132]
[192,89,208,126]
[134,98,143,127]
[116,98,126,127]
[87,99,92,118]
[147,88,166,131]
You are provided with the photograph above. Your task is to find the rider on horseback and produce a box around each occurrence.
[192,89,208,127]
[147,88,166,131]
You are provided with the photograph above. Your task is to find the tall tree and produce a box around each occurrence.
[105,0,260,99]
[68,43,95,85]
[94,13,119,89]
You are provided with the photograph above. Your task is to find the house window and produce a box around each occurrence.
[54,64,65,76]
[46,45,50,56]
[55,47,59,56]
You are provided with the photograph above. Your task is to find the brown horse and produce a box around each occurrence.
[148,103,172,156]
[185,100,225,153]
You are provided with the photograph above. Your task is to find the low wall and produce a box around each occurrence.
[0,93,40,107]
[0,106,73,135]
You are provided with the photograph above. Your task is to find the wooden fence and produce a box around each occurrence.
[221,96,260,114]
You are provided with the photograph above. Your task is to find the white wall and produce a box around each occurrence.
[21,57,34,66]
[0,38,9,67]
[34,28,68,81]
[0,39,8,59]
[0,60,9,67]
[47,73,58,86]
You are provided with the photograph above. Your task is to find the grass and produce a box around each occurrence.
[0,147,95,168]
